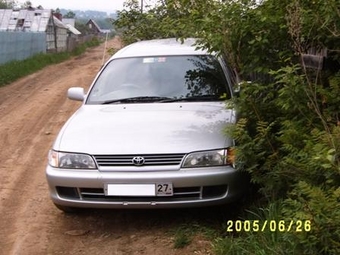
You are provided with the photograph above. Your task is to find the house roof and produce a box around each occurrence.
[62,18,81,35]
[52,15,67,29]
[0,9,81,35]
[65,24,81,35]
[0,9,52,32]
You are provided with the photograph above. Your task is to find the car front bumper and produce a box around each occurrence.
[46,165,248,209]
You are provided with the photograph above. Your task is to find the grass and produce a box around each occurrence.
[173,230,192,249]
[0,38,101,87]
[172,222,220,249]
[212,201,300,255]
[167,201,305,254]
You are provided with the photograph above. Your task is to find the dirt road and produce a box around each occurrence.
[0,38,231,255]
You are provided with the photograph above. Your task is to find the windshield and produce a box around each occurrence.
[86,55,231,104]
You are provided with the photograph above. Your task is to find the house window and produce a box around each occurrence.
[17,19,24,27]
[89,23,92,29]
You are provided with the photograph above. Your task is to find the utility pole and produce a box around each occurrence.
[141,0,143,13]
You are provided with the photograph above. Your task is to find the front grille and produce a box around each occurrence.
[80,187,202,201]
[56,185,228,202]
[93,154,185,167]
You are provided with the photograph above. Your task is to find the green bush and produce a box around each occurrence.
[213,202,299,255]
[223,0,340,252]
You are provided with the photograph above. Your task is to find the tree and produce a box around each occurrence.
[75,20,91,35]
[64,11,76,18]
[0,0,16,8]
[21,0,32,8]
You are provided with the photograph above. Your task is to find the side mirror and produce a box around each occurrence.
[67,87,85,101]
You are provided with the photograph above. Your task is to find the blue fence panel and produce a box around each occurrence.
[0,32,46,65]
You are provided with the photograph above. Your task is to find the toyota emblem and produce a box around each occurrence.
[132,156,145,166]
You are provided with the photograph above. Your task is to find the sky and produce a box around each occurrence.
[25,0,127,13]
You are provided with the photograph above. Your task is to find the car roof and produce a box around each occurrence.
[110,38,209,59]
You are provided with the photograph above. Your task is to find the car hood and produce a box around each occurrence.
[54,102,235,154]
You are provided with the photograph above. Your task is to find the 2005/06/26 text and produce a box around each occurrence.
[226,220,311,232]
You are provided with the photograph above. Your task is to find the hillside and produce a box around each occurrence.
[59,9,118,20]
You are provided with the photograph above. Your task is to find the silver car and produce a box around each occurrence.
[46,38,247,212]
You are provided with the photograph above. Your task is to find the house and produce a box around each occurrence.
[48,14,69,52]
[0,9,83,48]
[61,18,81,51]
[86,19,103,34]
[0,9,70,52]
[0,9,82,64]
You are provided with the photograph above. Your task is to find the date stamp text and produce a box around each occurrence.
[226,220,311,232]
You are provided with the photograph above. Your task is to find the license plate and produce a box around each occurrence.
[105,183,173,196]
[156,183,173,196]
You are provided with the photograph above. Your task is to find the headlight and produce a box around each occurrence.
[48,150,97,169]
[182,148,235,168]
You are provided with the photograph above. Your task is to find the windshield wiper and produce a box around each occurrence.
[102,96,172,104]
[160,95,222,103]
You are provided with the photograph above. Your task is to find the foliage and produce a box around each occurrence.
[114,0,340,253]
[64,11,76,18]
[173,229,192,249]
[213,202,299,255]
[283,181,340,254]
[94,18,115,30]
[0,0,15,8]
[114,0,222,46]
[114,0,167,45]
[20,1,32,8]
[171,222,218,250]
[0,53,67,86]
[226,1,340,253]
[0,38,100,86]
[75,20,92,35]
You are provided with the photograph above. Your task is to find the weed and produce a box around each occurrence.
[172,222,218,249]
